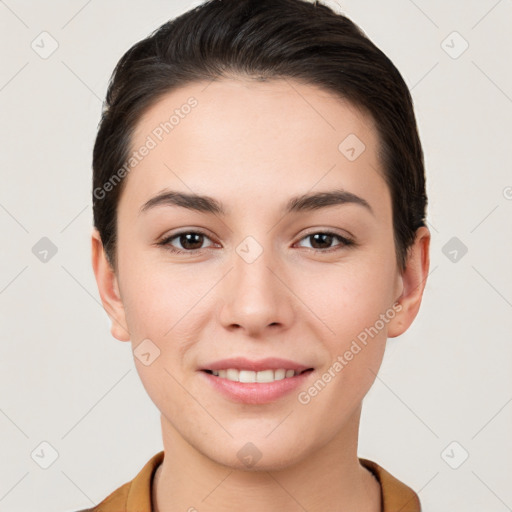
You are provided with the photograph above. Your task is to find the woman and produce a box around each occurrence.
[84,0,430,510]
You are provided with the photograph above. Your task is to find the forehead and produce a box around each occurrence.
[121,78,387,218]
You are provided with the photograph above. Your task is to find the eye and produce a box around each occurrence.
[157,230,216,254]
[296,231,355,252]
[157,229,355,255]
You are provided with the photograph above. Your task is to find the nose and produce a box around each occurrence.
[218,240,295,337]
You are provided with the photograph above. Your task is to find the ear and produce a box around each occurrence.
[91,228,131,342]
[387,226,431,338]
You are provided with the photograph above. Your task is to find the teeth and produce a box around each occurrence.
[209,368,299,383]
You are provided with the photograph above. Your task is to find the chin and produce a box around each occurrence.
[200,436,309,472]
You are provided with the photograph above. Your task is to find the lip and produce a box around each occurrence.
[200,357,313,373]
[199,367,315,404]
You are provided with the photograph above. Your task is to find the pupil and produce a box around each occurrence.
[311,233,332,249]
[181,233,203,250]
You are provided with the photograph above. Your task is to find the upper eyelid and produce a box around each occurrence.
[295,232,354,249]
[298,227,353,240]
[162,230,218,247]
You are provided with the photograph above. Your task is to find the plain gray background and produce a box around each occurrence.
[1,1,511,511]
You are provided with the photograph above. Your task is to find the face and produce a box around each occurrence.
[93,78,428,470]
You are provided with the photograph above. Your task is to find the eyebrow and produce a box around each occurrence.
[139,188,374,217]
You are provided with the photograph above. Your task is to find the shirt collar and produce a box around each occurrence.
[122,451,420,512]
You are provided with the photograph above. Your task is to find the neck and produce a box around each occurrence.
[152,406,381,512]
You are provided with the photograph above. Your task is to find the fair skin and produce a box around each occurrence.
[91,78,430,512]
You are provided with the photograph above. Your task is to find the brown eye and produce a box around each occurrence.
[177,232,205,250]
[297,231,354,252]
[309,233,335,249]
[158,231,216,254]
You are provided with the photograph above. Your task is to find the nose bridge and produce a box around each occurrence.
[219,233,292,333]
[233,233,279,303]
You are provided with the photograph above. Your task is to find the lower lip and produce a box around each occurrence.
[199,369,314,405]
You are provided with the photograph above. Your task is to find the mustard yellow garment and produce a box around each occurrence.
[75,450,421,512]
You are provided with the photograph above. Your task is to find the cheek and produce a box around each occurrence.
[119,250,212,338]
[294,256,396,342]
[292,256,394,395]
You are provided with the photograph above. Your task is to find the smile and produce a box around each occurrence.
[203,368,313,383]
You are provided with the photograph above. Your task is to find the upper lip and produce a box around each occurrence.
[200,357,313,373]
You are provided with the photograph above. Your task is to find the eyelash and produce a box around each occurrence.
[156,230,356,255]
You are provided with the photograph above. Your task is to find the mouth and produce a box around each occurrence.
[199,356,314,383]
[202,367,314,383]
[199,364,316,404]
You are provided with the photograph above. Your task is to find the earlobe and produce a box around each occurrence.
[387,226,431,339]
[91,228,131,342]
